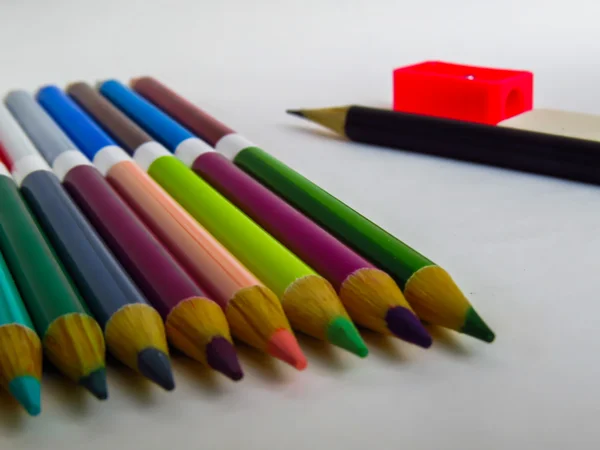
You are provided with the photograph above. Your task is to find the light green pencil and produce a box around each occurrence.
[96,79,368,357]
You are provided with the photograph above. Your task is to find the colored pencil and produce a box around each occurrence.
[0,230,42,416]
[67,82,306,369]
[100,80,368,357]
[5,91,176,389]
[131,78,494,342]
[34,87,242,381]
[0,156,106,398]
[93,90,431,347]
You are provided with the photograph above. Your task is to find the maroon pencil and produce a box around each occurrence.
[8,89,243,381]
[132,77,432,347]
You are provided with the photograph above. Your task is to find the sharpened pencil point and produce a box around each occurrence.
[385,306,432,348]
[462,307,495,343]
[327,316,369,357]
[267,329,307,370]
[286,109,304,118]
[8,376,41,416]
[137,348,175,391]
[205,337,244,381]
[79,368,108,400]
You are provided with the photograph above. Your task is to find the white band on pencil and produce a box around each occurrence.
[94,145,132,176]
[12,154,52,186]
[174,137,213,167]
[133,141,171,172]
[53,150,93,182]
[215,133,255,159]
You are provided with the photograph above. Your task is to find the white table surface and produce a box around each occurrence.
[1,1,599,448]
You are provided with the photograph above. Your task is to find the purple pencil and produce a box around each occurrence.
[192,151,432,347]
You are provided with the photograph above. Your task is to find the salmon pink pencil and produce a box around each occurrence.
[59,82,306,369]
[36,86,242,380]
[99,80,368,357]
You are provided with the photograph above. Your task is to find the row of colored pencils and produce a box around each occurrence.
[0,78,494,417]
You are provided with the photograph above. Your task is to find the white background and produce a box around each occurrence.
[1,0,599,448]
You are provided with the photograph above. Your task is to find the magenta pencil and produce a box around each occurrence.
[189,152,431,346]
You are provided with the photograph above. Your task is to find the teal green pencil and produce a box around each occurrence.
[0,243,42,416]
[0,159,106,398]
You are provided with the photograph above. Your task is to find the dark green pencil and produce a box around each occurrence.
[131,77,495,343]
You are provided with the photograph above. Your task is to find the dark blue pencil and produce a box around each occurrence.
[1,98,174,392]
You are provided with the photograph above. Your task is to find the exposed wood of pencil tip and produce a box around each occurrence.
[339,267,412,333]
[0,324,42,386]
[165,296,232,364]
[280,275,347,339]
[43,313,106,382]
[226,285,291,350]
[340,268,432,348]
[104,303,170,372]
[286,106,350,137]
[404,265,495,342]
[282,275,368,357]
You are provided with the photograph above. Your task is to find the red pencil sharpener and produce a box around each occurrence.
[392,61,533,124]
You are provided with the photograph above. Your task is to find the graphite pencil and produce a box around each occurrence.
[286,105,600,184]
[35,86,242,381]
[132,79,494,342]
[5,91,176,389]
[67,82,306,369]
[0,155,106,398]
[0,218,42,416]
[100,80,368,357]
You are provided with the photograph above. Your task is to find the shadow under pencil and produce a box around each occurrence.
[293,333,358,373]
[169,352,225,397]
[104,353,158,407]
[41,359,92,419]
[0,388,27,433]
[282,124,347,141]
[359,329,407,363]
[426,325,472,357]
[234,341,290,384]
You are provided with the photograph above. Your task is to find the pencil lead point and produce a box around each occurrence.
[385,306,432,348]
[9,376,41,416]
[327,316,369,357]
[205,337,244,381]
[137,348,176,391]
[461,307,495,343]
[267,329,307,370]
[286,109,304,118]
[79,368,108,400]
